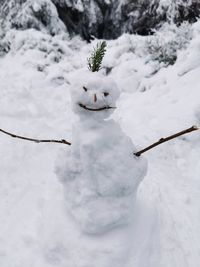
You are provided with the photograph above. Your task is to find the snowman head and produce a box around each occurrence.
[70,71,120,120]
[70,41,120,120]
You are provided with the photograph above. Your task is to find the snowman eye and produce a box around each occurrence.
[104,92,109,97]
[83,86,88,92]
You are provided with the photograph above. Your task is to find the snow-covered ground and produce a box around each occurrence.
[0,21,200,267]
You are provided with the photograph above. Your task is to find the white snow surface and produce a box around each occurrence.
[0,21,200,267]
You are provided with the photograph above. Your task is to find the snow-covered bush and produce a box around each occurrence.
[0,0,66,36]
[6,29,69,58]
[155,0,200,24]
[0,40,10,57]
[145,36,177,66]
[145,22,192,66]
[176,19,200,76]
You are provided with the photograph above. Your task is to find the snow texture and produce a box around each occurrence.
[55,71,147,233]
[0,19,200,267]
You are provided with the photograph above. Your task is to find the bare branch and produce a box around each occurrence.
[134,125,199,157]
[0,128,71,145]
[0,125,198,157]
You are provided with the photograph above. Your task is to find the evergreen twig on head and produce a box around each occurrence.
[88,41,107,72]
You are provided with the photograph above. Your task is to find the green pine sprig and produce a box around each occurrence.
[87,41,107,72]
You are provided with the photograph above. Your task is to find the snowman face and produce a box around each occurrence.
[71,72,120,120]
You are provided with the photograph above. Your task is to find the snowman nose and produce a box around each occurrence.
[94,94,97,102]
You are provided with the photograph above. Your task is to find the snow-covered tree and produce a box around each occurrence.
[0,0,200,40]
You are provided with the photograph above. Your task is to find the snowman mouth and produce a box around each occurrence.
[79,103,116,111]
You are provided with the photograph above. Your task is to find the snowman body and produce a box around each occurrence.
[56,72,147,234]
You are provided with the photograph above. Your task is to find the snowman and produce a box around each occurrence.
[56,42,147,234]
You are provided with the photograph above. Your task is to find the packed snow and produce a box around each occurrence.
[56,71,147,234]
[0,20,200,267]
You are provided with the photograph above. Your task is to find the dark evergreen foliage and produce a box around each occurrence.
[88,41,107,72]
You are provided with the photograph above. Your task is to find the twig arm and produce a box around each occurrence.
[134,125,199,157]
[0,126,198,154]
[0,128,71,145]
